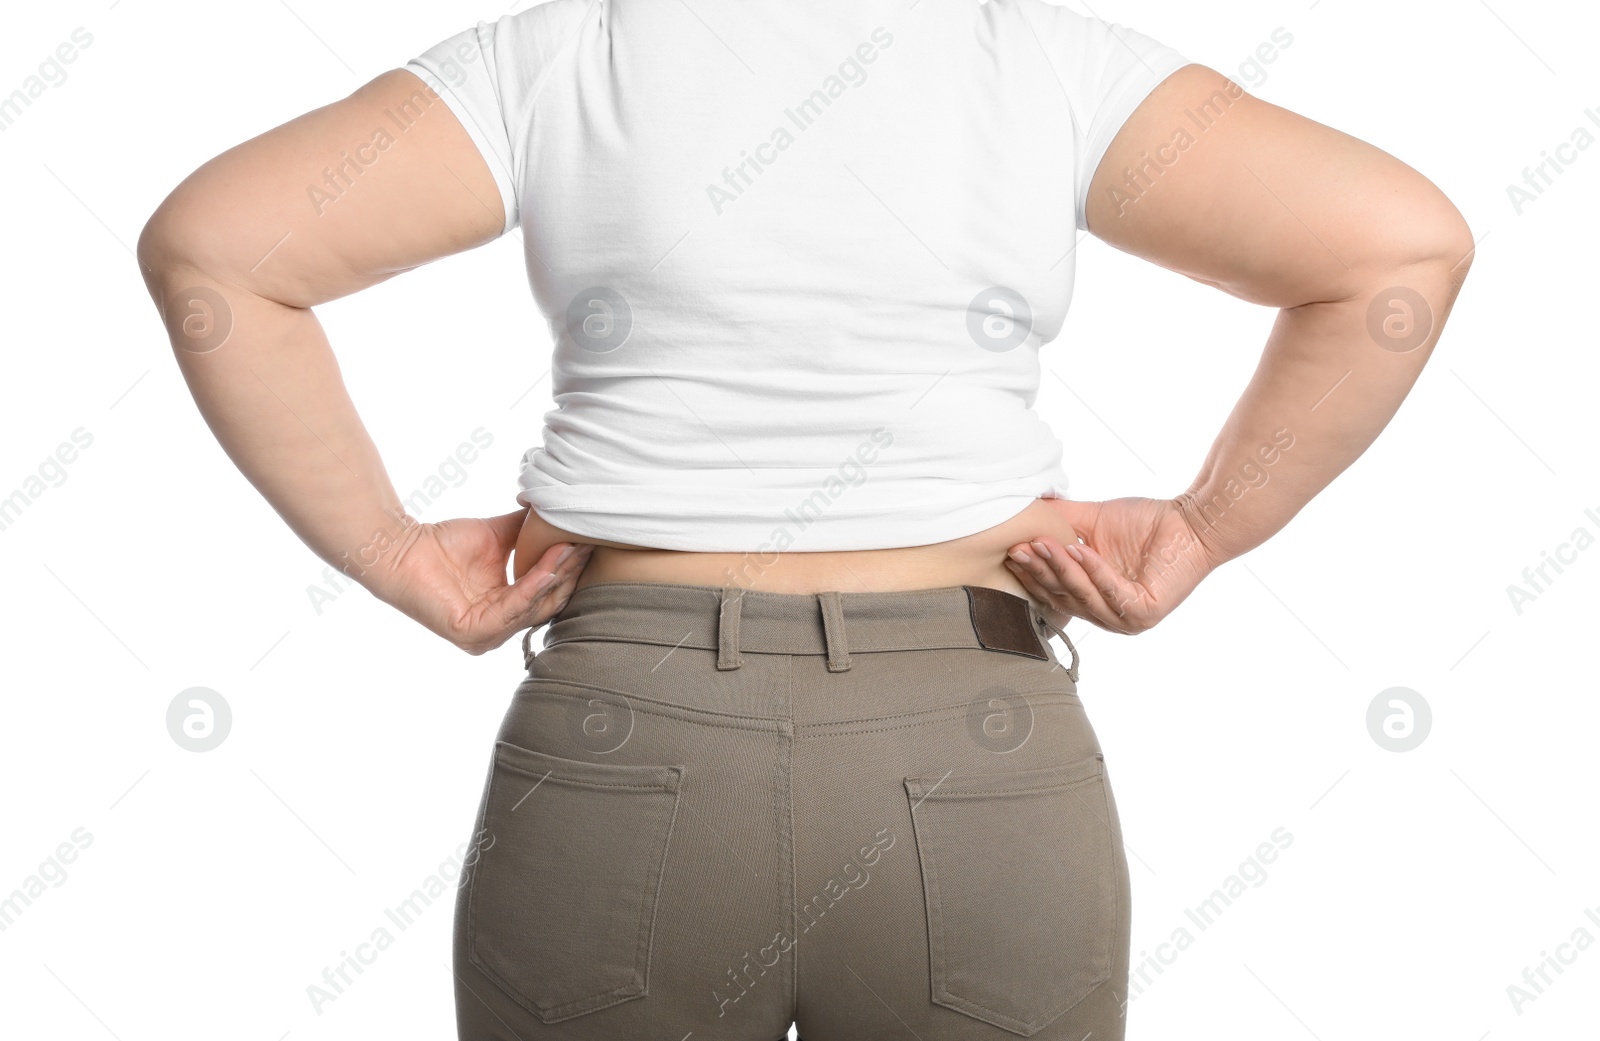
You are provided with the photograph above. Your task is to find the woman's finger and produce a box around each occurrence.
[1005,545,1102,625]
[1013,541,1128,634]
[1004,557,1070,612]
[1065,541,1148,629]
[521,555,590,632]
[1026,537,1129,629]
[531,539,583,573]
[1006,542,1067,597]
[486,544,592,635]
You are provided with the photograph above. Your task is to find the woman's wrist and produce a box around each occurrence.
[1169,490,1235,574]
[327,504,425,605]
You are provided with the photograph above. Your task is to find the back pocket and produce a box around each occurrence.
[903,753,1115,1036]
[467,740,685,1023]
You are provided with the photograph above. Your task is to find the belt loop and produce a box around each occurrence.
[1034,609,1080,683]
[521,626,537,671]
[717,587,744,671]
[817,591,851,672]
[1060,626,1080,684]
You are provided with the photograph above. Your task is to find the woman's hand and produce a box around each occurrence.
[1004,496,1221,635]
[365,509,593,655]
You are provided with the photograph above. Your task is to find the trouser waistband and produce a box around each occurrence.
[523,581,1078,681]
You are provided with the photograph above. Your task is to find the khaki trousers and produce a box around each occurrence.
[453,581,1129,1041]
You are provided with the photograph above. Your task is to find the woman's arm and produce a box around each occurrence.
[136,68,588,653]
[1009,63,1474,631]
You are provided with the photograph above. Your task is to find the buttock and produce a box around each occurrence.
[450,581,1131,1041]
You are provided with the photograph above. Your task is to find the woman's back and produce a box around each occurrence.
[139,0,1471,651]
[403,0,1190,570]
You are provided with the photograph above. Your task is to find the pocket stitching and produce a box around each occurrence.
[913,777,1099,799]
[519,674,791,732]
[907,754,1102,800]
[492,739,684,791]
[466,743,684,1023]
[926,778,1108,1033]
[630,779,685,1023]
[905,759,1114,1036]
[1098,765,1118,995]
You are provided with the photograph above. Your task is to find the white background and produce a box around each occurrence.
[1,0,1595,1038]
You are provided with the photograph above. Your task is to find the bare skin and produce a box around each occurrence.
[511,496,1082,617]
[137,62,1472,654]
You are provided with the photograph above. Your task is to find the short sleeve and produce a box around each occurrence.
[404,20,521,238]
[1045,10,1193,232]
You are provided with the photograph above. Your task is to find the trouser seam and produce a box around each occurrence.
[784,652,799,1022]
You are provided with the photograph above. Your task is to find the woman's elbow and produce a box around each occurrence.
[1360,175,1477,289]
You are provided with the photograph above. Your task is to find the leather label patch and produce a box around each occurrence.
[964,585,1048,660]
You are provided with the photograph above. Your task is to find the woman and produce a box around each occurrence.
[137,1,1472,1038]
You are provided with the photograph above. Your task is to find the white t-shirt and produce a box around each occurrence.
[403,0,1191,552]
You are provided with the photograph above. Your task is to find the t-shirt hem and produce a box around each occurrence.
[515,489,1065,553]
